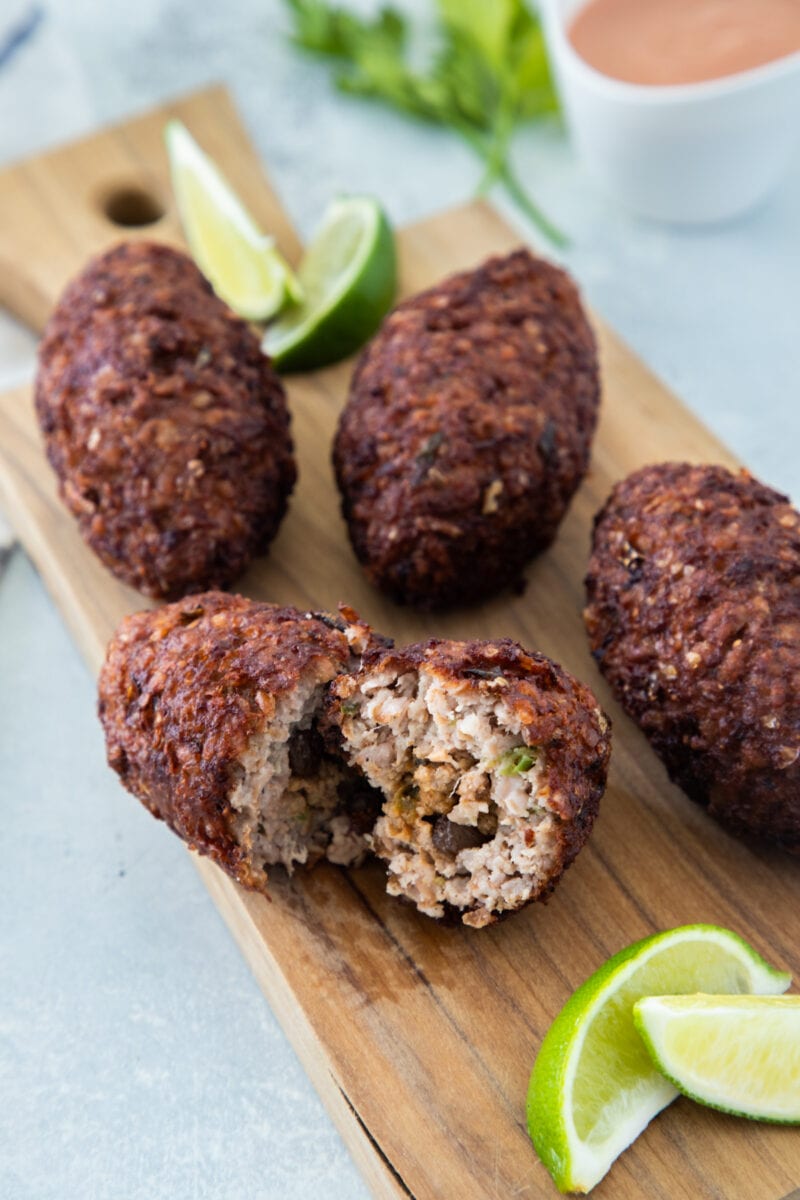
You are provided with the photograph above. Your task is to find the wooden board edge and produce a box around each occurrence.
[0,81,229,179]
[198,859,414,1200]
[0,82,304,334]
[0,427,108,669]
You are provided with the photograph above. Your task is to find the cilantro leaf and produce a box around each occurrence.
[436,0,517,74]
[285,0,406,59]
[283,0,566,245]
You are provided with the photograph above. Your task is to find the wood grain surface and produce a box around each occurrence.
[0,87,798,1200]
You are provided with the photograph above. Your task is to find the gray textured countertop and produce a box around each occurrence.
[1,3,798,1198]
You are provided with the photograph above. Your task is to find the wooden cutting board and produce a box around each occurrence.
[0,86,797,1200]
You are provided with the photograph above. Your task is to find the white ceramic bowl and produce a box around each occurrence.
[540,0,800,223]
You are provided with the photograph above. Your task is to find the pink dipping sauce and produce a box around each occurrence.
[568,0,800,86]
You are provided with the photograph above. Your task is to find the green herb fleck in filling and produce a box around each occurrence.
[498,746,538,776]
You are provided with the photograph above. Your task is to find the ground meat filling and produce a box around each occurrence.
[336,667,563,925]
[229,677,379,874]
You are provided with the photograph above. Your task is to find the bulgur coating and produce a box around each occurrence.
[98,592,382,889]
[36,241,295,600]
[333,248,600,609]
[327,638,610,927]
[585,463,800,849]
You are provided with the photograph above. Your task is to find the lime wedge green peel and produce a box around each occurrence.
[526,925,790,1194]
[634,994,800,1125]
[262,195,396,373]
[165,119,301,321]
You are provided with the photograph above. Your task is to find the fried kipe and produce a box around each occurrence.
[98,593,384,888]
[99,597,610,925]
[585,462,800,850]
[333,248,600,609]
[36,242,295,600]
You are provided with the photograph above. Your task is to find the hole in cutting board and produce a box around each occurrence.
[101,185,165,228]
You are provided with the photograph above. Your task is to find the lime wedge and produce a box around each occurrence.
[526,925,791,1194]
[165,119,301,321]
[634,994,800,1124]
[262,195,396,372]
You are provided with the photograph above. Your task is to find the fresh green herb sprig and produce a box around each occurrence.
[284,0,566,246]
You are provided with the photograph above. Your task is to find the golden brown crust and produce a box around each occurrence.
[36,241,295,599]
[333,248,600,609]
[585,462,800,849]
[98,592,361,887]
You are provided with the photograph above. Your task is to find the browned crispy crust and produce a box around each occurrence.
[333,248,600,609]
[329,638,611,922]
[97,592,370,889]
[585,463,800,850]
[36,241,295,600]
